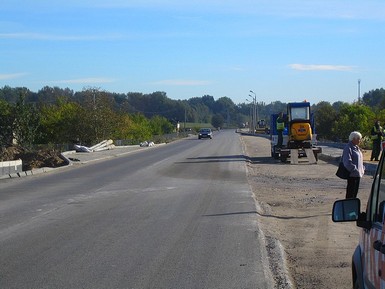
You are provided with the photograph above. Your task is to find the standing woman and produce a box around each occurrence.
[342,131,365,198]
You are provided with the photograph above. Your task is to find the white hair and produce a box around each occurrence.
[349,131,362,141]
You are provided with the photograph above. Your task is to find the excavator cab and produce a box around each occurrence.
[287,102,312,147]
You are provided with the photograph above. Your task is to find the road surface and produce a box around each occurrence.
[0,130,272,289]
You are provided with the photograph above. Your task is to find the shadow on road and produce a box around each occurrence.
[203,211,257,217]
[176,154,276,164]
[203,210,331,220]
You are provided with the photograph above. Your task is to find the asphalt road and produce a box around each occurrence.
[0,130,272,289]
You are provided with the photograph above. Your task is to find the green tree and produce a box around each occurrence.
[362,88,385,109]
[39,98,83,144]
[13,93,41,149]
[211,114,225,128]
[215,96,236,125]
[112,113,134,140]
[331,103,374,142]
[0,86,34,103]
[0,99,14,147]
[79,88,117,144]
[190,103,210,123]
[149,115,174,135]
[313,101,337,140]
[128,113,152,143]
[201,95,216,111]
[37,86,74,104]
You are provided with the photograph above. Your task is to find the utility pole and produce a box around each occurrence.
[184,108,186,132]
[357,79,361,103]
[250,90,257,134]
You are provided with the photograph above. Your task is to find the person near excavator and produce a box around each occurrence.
[276,112,285,148]
[370,120,383,161]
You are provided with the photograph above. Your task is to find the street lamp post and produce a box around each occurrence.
[249,90,257,134]
[249,90,259,124]
[246,99,253,133]
[246,97,255,134]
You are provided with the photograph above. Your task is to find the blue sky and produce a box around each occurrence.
[1,0,385,105]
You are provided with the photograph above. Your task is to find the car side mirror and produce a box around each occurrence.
[332,198,361,222]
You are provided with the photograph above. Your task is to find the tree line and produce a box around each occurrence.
[0,85,385,150]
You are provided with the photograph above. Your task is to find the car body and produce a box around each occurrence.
[198,128,213,139]
[332,153,385,289]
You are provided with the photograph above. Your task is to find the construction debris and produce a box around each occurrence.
[140,141,155,147]
[74,140,115,153]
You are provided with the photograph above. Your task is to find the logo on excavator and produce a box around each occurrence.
[297,126,307,133]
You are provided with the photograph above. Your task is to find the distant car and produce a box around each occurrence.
[198,128,213,139]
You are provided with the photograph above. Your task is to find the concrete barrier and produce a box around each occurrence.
[0,159,22,177]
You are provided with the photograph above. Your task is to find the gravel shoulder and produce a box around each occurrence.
[241,134,373,289]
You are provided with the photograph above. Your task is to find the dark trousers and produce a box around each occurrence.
[346,177,360,199]
[371,139,381,161]
[277,130,283,148]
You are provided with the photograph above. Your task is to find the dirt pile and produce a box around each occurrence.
[0,146,66,170]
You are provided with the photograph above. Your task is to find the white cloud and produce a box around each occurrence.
[0,33,123,41]
[0,72,27,80]
[151,79,211,86]
[61,0,385,20]
[52,78,116,84]
[289,64,355,71]
[4,0,385,21]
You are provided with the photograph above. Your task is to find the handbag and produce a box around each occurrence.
[336,161,350,179]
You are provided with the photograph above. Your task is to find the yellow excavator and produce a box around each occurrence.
[271,101,322,164]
